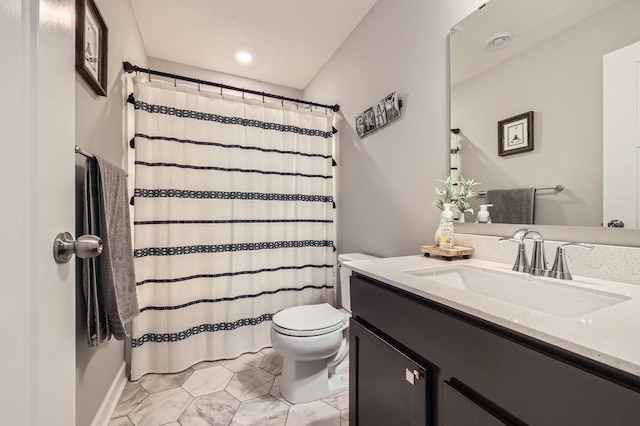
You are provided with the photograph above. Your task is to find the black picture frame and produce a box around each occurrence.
[498,111,534,156]
[75,0,108,97]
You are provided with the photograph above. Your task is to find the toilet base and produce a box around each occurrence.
[280,357,349,404]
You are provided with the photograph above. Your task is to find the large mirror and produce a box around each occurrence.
[450,0,640,229]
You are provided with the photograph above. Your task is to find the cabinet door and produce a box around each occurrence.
[442,383,509,426]
[350,319,429,426]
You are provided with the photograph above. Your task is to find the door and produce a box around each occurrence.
[350,320,429,426]
[0,0,76,424]
[603,40,640,228]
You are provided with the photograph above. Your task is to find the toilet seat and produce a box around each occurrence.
[272,303,347,337]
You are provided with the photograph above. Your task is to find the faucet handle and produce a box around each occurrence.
[549,243,595,280]
[557,242,595,251]
[499,237,529,273]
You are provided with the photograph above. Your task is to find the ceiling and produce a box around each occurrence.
[451,0,622,86]
[129,0,379,90]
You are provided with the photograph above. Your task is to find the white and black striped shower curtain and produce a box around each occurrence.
[130,79,336,380]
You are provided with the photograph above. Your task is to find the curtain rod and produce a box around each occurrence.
[123,61,340,113]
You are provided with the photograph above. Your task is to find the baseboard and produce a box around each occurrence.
[90,361,127,426]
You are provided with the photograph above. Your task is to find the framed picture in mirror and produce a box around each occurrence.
[498,111,534,156]
[75,0,108,97]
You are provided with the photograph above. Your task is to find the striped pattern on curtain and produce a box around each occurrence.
[130,79,335,380]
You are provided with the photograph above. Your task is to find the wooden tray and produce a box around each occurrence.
[420,245,473,260]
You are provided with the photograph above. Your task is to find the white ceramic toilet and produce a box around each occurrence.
[270,252,378,403]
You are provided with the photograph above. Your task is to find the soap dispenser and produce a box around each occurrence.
[439,203,454,249]
[476,204,493,223]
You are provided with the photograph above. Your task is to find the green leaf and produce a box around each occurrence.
[433,175,482,213]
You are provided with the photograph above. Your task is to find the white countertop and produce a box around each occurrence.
[344,255,640,378]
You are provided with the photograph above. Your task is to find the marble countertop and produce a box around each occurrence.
[344,255,640,378]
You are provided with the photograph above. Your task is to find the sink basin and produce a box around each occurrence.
[404,265,630,318]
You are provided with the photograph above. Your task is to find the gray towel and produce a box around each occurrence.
[83,156,138,346]
[486,188,536,224]
[83,159,109,346]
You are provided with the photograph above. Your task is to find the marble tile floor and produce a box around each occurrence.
[110,347,349,426]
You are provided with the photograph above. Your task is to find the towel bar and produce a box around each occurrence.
[75,145,92,158]
[75,145,129,177]
[477,185,563,196]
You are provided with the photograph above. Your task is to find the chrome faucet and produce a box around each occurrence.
[525,230,548,276]
[548,243,594,280]
[499,228,548,275]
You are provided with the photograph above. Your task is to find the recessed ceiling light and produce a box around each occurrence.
[485,32,512,51]
[235,51,253,63]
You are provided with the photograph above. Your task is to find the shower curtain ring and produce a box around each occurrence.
[148,70,151,82]
[173,73,176,87]
[262,92,265,103]
[242,89,245,100]
[197,79,201,92]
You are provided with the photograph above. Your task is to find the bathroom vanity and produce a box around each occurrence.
[347,256,640,425]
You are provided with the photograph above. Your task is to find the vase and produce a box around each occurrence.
[434,226,441,246]
[458,212,465,223]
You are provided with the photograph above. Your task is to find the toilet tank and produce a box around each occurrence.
[337,253,379,312]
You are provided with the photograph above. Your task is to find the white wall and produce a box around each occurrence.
[75,1,147,425]
[148,58,303,101]
[452,0,640,227]
[304,0,485,257]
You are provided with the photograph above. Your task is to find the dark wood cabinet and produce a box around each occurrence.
[442,382,508,426]
[350,320,429,426]
[349,273,640,426]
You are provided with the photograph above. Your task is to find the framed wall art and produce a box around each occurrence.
[75,0,108,96]
[498,111,534,156]
[356,92,401,138]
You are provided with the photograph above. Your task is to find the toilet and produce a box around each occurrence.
[270,252,378,404]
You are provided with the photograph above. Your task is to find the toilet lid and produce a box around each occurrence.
[272,303,346,337]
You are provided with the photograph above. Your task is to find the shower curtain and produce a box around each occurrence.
[130,79,336,380]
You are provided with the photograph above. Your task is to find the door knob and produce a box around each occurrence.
[53,232,103,264]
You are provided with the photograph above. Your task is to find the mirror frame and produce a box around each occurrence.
[457,223,640,247]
